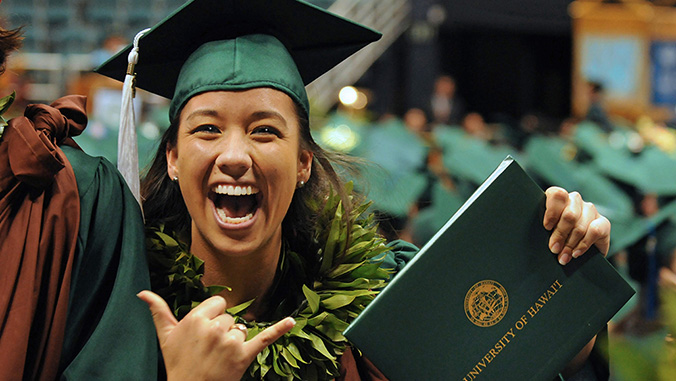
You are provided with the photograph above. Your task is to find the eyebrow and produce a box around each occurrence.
[185,109,219,122]
[249,110,287,125]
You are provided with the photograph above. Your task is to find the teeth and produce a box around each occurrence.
[213,184,258,196]
[216,209,254,224]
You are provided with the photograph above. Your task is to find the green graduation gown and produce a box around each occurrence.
[58,146,157,379]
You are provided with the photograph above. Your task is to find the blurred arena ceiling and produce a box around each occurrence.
[438,0,573,34]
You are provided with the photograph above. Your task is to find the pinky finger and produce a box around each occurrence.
[572,215,611,258]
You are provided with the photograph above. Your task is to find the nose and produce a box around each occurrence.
[214,132,252,179]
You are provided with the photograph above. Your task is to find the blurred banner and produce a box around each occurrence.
[571,0,676,122]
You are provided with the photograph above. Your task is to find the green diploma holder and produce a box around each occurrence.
[344,156,635,380]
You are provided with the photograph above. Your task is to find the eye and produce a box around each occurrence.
[192,124,220,134]
[251,125,282,137]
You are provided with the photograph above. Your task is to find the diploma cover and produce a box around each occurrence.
[344,157,635,380]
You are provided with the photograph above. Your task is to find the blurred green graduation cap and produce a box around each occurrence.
[570,122,676,252]
[358,169,428,218]
[574,122,676,196]
[610,198,676,254]
[360,118,428,173]
[591,145,676,197]
[573,121,614,156]
[522,136,579,189]
[434,127,521,185]
[523,135,635,224]
[409,181,466,246]
[523,133,676,255]
[95,0,381,120]
[351,118,429,218]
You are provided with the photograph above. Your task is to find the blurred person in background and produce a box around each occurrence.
[67,34,129,116]
[462,111,490,140]
[585,80,615,133]
[403,107,430,136]
[461,111,509,145]
[429,74,466,126]
[615,193,676,336]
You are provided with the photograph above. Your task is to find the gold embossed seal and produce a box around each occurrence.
[464,280,509,327]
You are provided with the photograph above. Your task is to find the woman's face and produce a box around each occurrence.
[167,88,312,259]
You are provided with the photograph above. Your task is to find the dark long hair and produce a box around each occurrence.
[141,97,358,271]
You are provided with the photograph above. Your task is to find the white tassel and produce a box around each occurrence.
[118,28,150,207]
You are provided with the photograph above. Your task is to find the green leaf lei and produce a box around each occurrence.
[0,91,16,138]
[146,185,392,380]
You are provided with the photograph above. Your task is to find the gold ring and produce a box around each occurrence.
[229,323,248,338]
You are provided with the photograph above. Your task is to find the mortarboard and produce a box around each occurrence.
[352,118,429,218]
[95,0,381,121]
[523,135,636,230]
[574,122,676,196]
[434,127,520,186]
[93,0,380,205]
[409,181,466,247]
[591,145,676,197]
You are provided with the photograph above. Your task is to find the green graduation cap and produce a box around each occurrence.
[95,0,381,121]
[573,122,676,196]
[610,197,676,254]
[434,127,521,186]
[350,118,429,218]
[523,135,635,223]
[409,181,466,246]
[591,145,676,197]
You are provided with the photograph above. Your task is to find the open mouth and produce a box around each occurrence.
[210,184,260,224]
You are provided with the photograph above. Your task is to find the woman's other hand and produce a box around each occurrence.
[543,186,611,265]
[137,290,295,381]
[544,187,610,376]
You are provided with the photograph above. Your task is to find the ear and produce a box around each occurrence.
[166,143,179,180]
[297,149,313,184]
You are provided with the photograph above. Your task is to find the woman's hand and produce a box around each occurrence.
[137,290,295,381]
[544,187,611,376]
[544,187,611,265]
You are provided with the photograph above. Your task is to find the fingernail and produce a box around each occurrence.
[551,242,561,254]
[136,293,148,306]
[572,250,582,258]
[559,253,571,266]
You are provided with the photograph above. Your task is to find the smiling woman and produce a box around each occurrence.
[166,89,313,313]
[94,0,613,380]
[94,1,401,377]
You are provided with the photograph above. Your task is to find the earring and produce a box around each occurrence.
[297,180,305,189]
[172,176,178,182]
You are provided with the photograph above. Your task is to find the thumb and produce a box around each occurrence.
[137,290,178,344]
